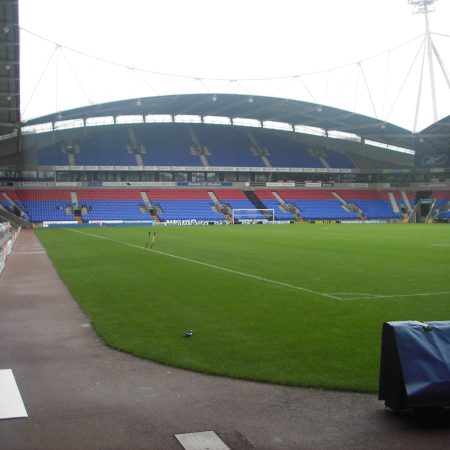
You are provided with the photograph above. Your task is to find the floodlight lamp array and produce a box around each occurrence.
[408,0,436,14]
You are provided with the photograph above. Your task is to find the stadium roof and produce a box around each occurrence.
[415,115,450,156]
[0,0,20,136]
[22,93,418,151]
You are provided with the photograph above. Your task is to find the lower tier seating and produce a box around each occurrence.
[7,189,416,223]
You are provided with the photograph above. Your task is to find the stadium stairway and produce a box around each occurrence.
[244,191,275,221]
[332,191,364,219]
[255,190,299,221]
[387,192,401,213]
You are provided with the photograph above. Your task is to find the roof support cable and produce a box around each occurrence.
[385,36,426,129]
[358,61,378,119]
[60,47,94,105]
[21,45,58,118]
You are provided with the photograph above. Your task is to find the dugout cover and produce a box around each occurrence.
[379,321,450,411]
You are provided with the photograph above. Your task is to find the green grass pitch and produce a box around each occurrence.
[34,223,450,392]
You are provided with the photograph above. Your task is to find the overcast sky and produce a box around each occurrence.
[19,0,450,131]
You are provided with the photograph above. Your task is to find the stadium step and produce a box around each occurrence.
[244,190,266,210]
[387,192,400,213]
[260,155,272,167]
[70,191,79,206]
[401,191,414,213]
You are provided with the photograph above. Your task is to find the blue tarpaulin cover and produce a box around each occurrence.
[390,320,450,408]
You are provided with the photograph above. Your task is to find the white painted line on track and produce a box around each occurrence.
[66,228,342,300]
[175,431,230,450]
[0,369,28,420]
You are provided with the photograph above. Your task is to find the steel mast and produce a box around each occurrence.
[409,0,450,130]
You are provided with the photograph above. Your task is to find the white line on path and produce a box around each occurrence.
[65,229,450,302]
[0,369,28,420]
[66,228,342,300]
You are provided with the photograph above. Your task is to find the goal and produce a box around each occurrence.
[231,208,275,224]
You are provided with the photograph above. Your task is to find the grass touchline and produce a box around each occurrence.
[67,227,342,300]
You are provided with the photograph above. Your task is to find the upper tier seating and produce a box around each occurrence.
[322,150,355,169]
[37,145,71,165]
[134,124,201,166]
[75,129,136,166]
[34,123,357,169]
[193,125,264,167]
[255,132,323,168]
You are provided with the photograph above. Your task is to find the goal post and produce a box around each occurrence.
[231,208,275,224]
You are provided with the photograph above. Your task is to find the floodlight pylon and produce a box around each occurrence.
[408,0,450,130]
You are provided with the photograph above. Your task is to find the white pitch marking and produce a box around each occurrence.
[66,228,342,300]
[0,369,28,420]
[329,293,380,297]
[175,431,230,450]
[341,291,450,301]
[67,229,450,302]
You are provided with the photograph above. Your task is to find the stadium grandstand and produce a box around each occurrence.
[0,0,449,229]
[0,91,448,227]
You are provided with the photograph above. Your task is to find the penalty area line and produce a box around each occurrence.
[66,228,342,301]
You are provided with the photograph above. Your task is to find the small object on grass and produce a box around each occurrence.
[184,330,194,337]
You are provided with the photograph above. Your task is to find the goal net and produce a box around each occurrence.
[231,208,275,224]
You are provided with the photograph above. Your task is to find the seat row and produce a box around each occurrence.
[3,189,446,223]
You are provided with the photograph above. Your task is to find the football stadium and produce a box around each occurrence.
[1,1,450,449]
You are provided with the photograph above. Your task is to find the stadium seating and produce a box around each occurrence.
[0,192,8,208]
[275,190,358,221]
[193,125,264,167]
[133,124,202,166]
[75,129,137,166]
[9,187,414,224]
[338,190,401,220]
[213,189,264,219]
[254,190,295,220]
[148,189,224,222]
[77,189,147,221]
[255,132,323,168]
[15,190,73,223]
[378,190,416,210]
[322,150,355,169]
[433,191,450,220]
[34,123,361,170]
[37,144,71,165]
